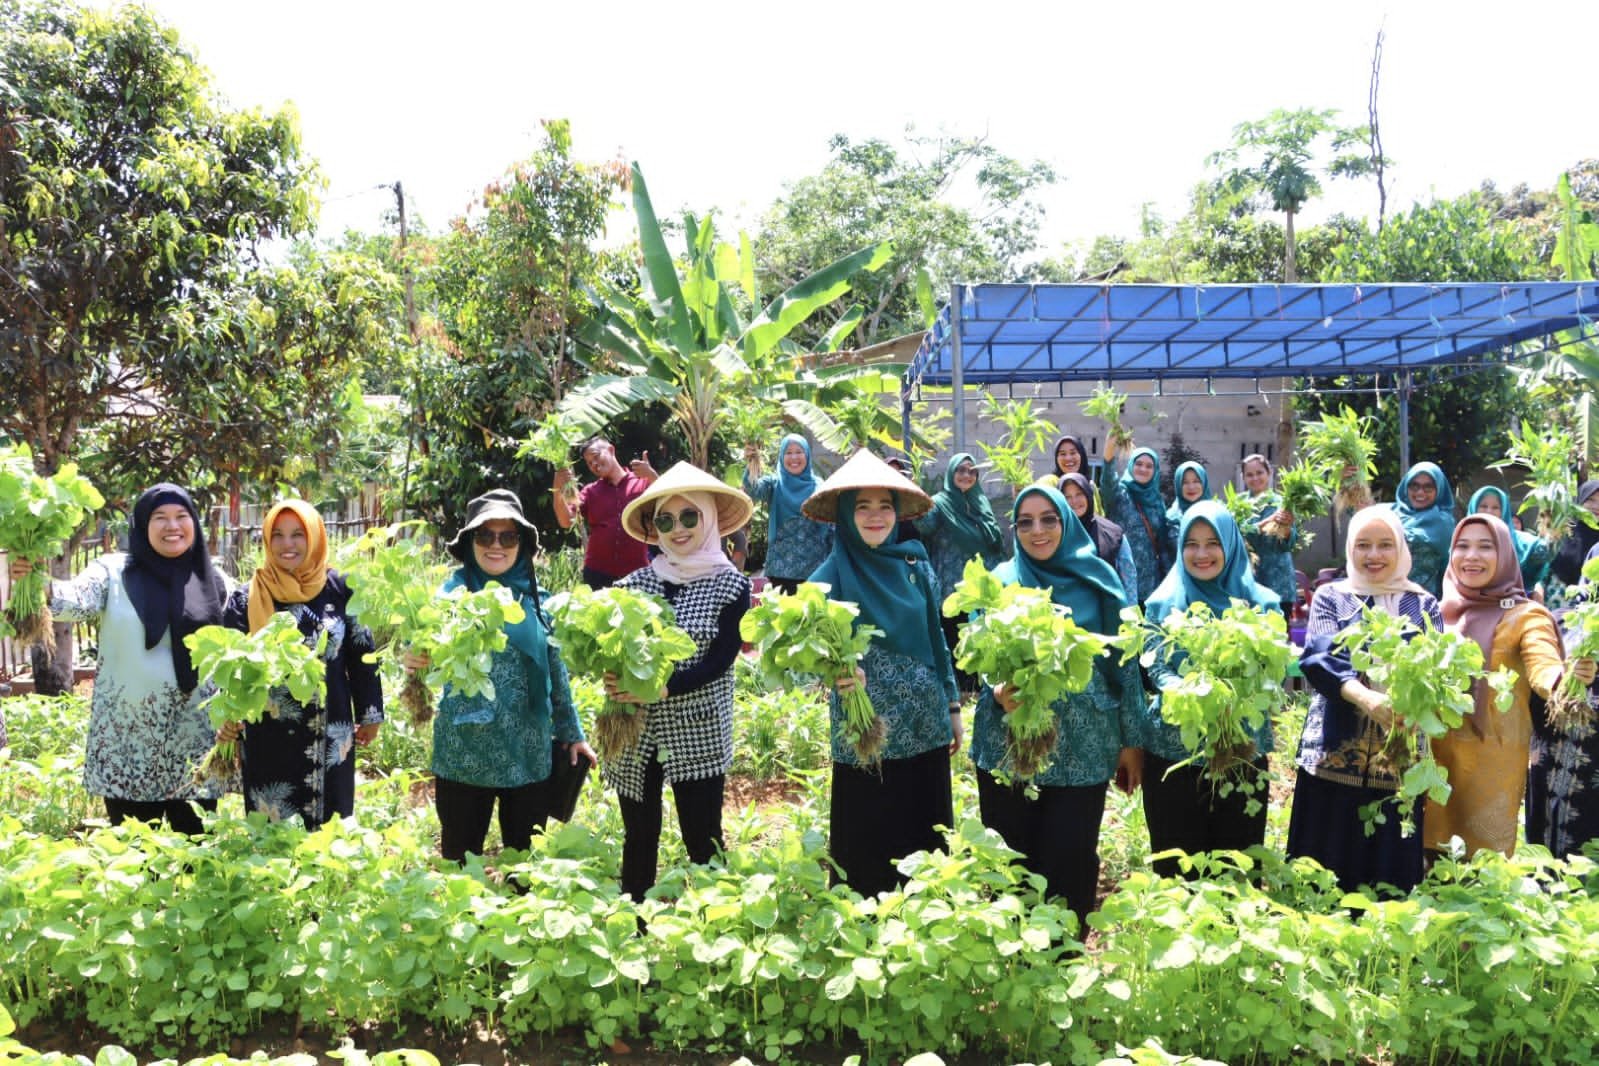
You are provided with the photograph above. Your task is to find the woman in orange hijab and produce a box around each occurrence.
[221,500,385,828]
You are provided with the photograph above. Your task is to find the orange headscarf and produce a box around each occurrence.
[246,500,330,633]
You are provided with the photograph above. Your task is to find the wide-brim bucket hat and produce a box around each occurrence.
[621,462,755,544]
[801,449,932,523]
[447,488,538,561]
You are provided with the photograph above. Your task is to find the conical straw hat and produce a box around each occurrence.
[621,461,754,543]
[801,448,932,523]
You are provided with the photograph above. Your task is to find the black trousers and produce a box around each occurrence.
[831,746,953,897]
[618,755,725,900]
[434,775,555,862]
[103,797,216,836]
[977,768,1108,929]
[1142,752,1269,879]
[939,614,976,692]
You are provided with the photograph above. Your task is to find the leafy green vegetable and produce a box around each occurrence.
[0,445,105,656]
[978,394,1057,491]
[1544,553,1599,731]
[1335,606,1517,835]
[1490,419,1596,548]
[1136,601,1297,811]
[1219,484,1262,563]
[740,582,886,763]
[1265,460,1331,549]
[546,585,698,758]
[1301,406,1377,513]
[340,522,527,727]
[519,410,591,467]
[943,559,1111,779]
[1082,383,1134,453]
[184,613,328,787]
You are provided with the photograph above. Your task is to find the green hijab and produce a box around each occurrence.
[1392,462,1456,555]
[1165,461,1212,523]
[1120,447,1168,536]
[1145,500,1279,624]
[811,488,939,667]
[996,485,1126,634]
[1468,485,1544,574]
[929,452,1004,559]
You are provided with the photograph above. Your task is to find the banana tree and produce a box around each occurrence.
[525,163,902,469]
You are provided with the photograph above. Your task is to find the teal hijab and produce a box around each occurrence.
[1120,447,1168,535]
[811,488,938,667]
[1165,461,1212,523]
[1468,485,1543,572]
[1393,462,1456,554]
[996,485,1126,634]
[1145,500,1279,624]
[930,453,1004,558]
[767,434,818,541]
[446,552,549,672]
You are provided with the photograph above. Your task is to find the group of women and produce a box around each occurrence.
[9,433,1599,923]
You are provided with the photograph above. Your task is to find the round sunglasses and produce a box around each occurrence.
[650,507,701,533]
[473,528,521,548]
[1014,513,1062,533]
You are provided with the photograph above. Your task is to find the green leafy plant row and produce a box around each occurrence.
[3,811,1598,1065]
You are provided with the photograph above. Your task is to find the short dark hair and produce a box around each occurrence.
[581,436,612,456]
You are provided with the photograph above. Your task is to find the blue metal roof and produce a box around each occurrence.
[906,282,1599,387]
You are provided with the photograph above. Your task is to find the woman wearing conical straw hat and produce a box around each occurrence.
[803,449,961,897]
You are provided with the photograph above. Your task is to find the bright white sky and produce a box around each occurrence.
[137,0,1599,262]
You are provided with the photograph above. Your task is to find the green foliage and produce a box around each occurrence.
[1547,553,1599,731]
[977,394,1058,493]
[1271,460,1333,546]
[1137,601,1296,812]
[944,560,1110,779]
[546,584,696,758]
[1082,383,1134,452]
[0,445,104,643]
[1335,607,1513,834]
[1300,405,1378,511]
[756,130,1059,348]
[1491,419,1596,546]
[0,0,399,505]
[741,582,884,762]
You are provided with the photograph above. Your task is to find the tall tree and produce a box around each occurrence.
[756,130,1058,346]
[1207,107,1378,282]
[0,0,399,688]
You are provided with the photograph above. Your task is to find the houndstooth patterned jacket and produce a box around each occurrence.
[602,566,750,802]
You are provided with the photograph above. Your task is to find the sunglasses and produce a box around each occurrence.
[1014,513,1062,533]
[473,528,521,548]
[651,508,701,534]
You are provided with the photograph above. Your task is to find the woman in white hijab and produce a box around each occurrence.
[604,463,754,900]
[1289,506,1437,895]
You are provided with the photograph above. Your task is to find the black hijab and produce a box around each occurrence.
[1061,472,1126,569]
[1553,479,1599,586]
[122,484,227,692]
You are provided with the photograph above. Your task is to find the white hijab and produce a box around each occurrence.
[1343,505,1428,614]
[650,491,737,584]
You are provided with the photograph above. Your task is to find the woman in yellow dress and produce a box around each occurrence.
[1428,514,1596,857]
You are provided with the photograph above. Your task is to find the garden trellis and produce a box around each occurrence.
[903,282,1599,471]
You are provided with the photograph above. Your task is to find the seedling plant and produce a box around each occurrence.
[0,445,105,656]
[1301,406,1378,513]
[1082,383,1134,453]
[1491,419,1597,547]
[1544,553,1599,730]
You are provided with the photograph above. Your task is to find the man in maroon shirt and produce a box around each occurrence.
[552,437,658,587]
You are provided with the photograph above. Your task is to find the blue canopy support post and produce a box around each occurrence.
[951,282,967,455]
[899,377,913,459]
[1398,370,1413,474]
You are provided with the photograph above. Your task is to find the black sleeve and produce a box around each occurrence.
[664,587,751,699]
[333,572,385,725]
[221,586,250,633]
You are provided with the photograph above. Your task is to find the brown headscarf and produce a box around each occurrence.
[1441,514,1530,731]
[246,500,330,633]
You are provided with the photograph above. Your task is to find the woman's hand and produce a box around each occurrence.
[834,667,866,694]
[568,740,598,768]
[603,671,664,704]
[401,649,430,673]
[355,723,381,746]
[993,682,1020,715]
[217,720,244,743]
[8,558,34,582]
[1571,658,1598,686]
[1114,746,1144,794]
[948,706,964,755]
[1341,679,1394,731]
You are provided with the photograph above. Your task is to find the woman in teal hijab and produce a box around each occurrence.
[1139,500,1283,878]
[969,484,1144,927]
[1389,462,1456,598]
[1163,461,1212,563]
[1468,485,1552,595]
[1097,442,1171,603]
[804,450,960,897]
[916,453,1008,686]
[743,433,832,594]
